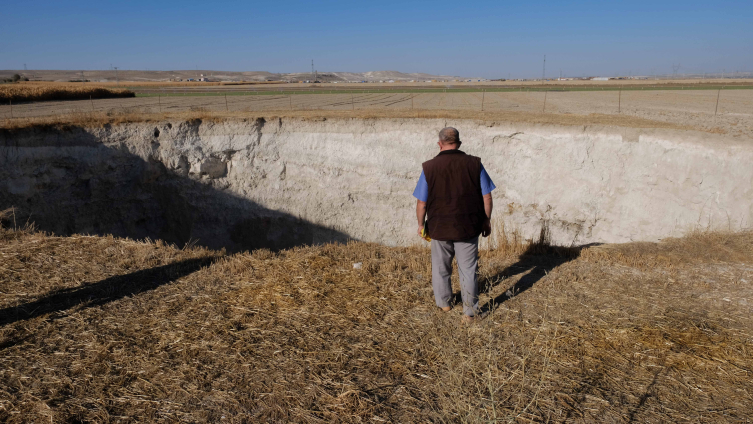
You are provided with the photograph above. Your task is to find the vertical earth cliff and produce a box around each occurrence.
[1,117,751,251]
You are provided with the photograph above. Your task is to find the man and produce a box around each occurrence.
[413,127,495,323]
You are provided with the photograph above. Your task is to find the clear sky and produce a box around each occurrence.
[2,0,751,79]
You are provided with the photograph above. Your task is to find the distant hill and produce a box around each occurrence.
[0,69,463,83]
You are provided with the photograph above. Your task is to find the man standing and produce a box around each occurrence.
[413,127,495,323]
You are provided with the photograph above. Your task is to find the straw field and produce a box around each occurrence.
[2,87,751,138]
[1,210,752,422]
[0,83,134,103]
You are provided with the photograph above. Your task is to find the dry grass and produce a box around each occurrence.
[17,81,285,88]
[0,84,134,103]
[1,215,752,422]
[0,107,697,133]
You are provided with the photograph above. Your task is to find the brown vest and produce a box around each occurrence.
[422,150,485,241]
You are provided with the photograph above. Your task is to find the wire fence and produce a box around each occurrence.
[1,88,752,120]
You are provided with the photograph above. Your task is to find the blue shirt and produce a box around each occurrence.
[412,165,496,202]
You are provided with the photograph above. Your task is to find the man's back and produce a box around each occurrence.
[422,150,486,241]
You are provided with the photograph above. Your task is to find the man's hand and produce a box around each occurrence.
[481,219,492,238]
[417,225,424,237]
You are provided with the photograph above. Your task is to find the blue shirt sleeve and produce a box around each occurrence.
[413,171,429,202]
[480,165,496,196]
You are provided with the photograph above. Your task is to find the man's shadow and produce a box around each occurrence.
[0,256,219,328]
[450,234,593,314]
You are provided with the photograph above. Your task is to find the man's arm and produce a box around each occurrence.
[416,200,427,236]
[483,193,493,219]
[482,193,493,237]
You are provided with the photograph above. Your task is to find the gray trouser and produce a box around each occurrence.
[431,237,479,316]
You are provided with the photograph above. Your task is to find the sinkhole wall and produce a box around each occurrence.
[1,117,752,251]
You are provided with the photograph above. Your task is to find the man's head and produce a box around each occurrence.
[438,127,461,151]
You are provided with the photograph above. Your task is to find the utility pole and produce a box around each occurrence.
[113,67,119,85]
[311,60,314,81]
[542,55,546,82]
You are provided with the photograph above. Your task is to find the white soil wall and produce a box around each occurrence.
[1,117,751,250]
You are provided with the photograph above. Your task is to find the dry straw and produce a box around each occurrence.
[1,213,752,421]
[0,84,134,103]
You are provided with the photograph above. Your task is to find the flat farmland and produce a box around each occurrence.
[2,89,752,138]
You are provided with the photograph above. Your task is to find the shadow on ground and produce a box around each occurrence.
[468,242,595,314]
[0,257,219,328]
[0,122,351,252]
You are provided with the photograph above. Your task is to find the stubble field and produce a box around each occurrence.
[2,88,752,138]
[2,221,752,422]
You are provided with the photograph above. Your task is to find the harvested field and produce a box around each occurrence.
[2,89,752,138]
[1,221,752,422]
[0,84,134,103]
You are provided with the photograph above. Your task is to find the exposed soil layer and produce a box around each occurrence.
[1,117,751,251]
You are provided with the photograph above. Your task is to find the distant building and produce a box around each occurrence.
[592,77,610,81]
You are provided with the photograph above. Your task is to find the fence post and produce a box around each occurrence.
[411,94,414,110]
[225,94,228,112]
[542,90,547,112]
[90,95,95,112]
[158,95,161,113]
[290,94,293,110]
[9,100,12,119]
[618,87,621,113]
[714,88,721,116]
[481,89,485,111]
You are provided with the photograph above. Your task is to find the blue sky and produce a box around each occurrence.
[1,0,751,78]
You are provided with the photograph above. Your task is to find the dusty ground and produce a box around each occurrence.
[1,217,752,422]
[1,89,751,139]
